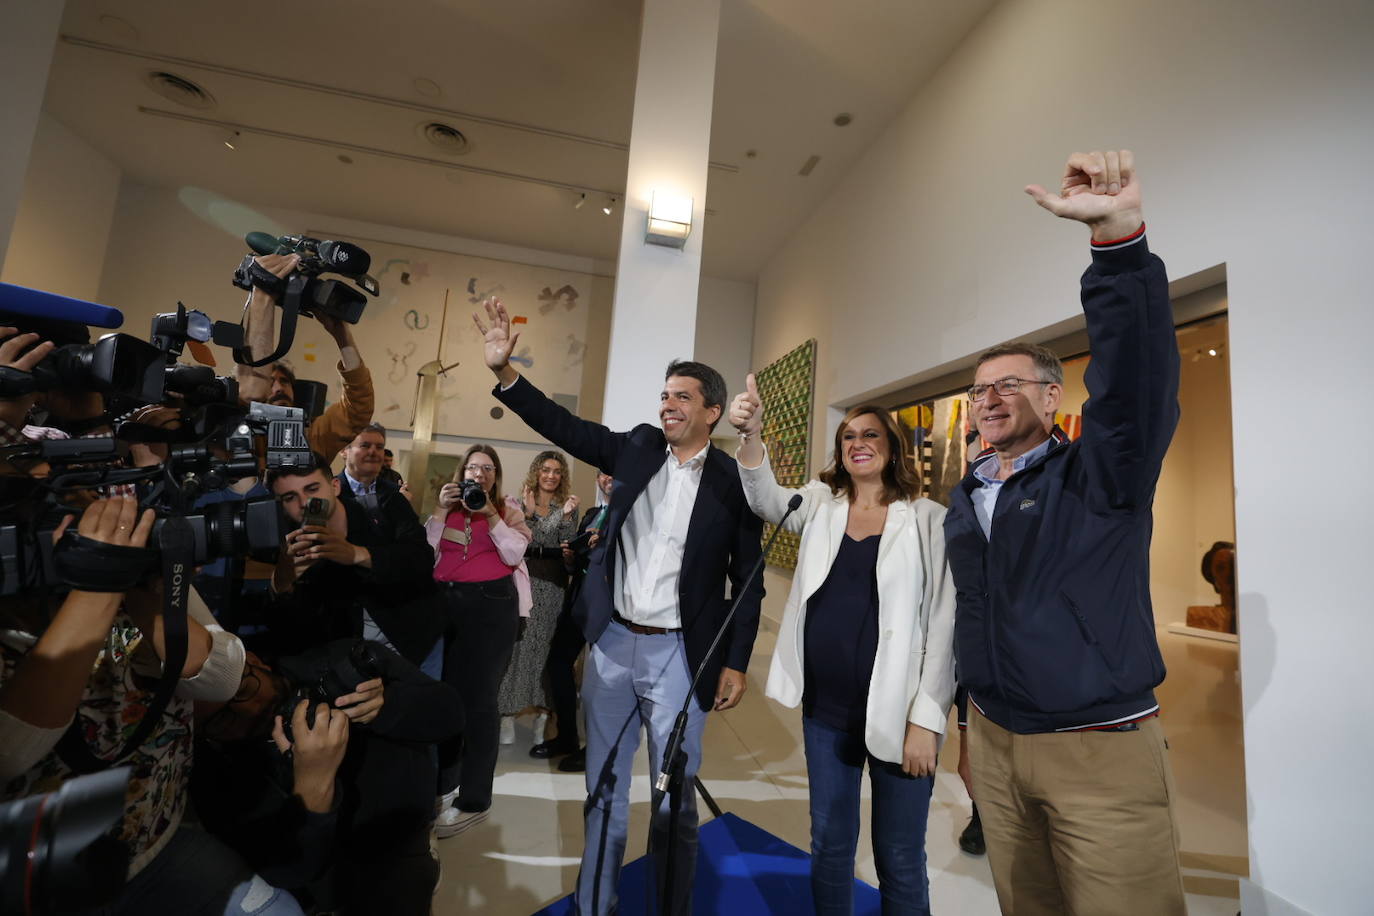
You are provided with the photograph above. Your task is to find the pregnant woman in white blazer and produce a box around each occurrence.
[729,375,955,916]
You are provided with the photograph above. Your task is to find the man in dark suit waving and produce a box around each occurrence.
[476,299,763,915]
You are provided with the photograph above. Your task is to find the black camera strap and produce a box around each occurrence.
[233,272,307,368]
[57,516,196,774]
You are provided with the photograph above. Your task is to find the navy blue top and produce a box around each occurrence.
[803,534,881,735]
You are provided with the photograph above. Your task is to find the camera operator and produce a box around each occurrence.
[195,637,463,916]
[234,253,375,463]
[0,319,113,444]
[0,312,312,914]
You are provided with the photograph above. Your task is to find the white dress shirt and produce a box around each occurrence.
[617,442,709,629]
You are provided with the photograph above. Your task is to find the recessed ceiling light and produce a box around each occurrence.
[745,149,758,159]
[337,154,354,165]
[412,78,442,98]
[144,71,216,110]
[833,113,853,127]
[418,121,470,156]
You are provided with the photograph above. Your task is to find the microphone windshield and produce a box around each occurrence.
[245,231,281,255]
[787,494,803,511]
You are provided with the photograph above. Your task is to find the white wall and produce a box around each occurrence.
[0,1,64,274]
[752,1,1374,912]
[1,113,121,301]
[695,274,756,392]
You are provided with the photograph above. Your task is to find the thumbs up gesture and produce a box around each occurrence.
[729,373,764,437]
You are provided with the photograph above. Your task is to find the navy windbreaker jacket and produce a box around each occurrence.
[943,232,1179,734]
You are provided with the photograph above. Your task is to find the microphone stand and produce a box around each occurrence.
[650,494,803,916]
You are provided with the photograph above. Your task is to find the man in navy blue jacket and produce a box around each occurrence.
[475,300,764,915]
[943,150,1186,916]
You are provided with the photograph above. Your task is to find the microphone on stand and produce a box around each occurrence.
[650,493,803,914]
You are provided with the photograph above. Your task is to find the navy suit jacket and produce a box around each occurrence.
[495,376,765,712]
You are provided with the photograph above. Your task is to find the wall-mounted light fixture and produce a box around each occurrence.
[602,196,616,216]
[644,191,692,248]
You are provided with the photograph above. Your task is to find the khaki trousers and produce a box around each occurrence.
[968,710,1187,916]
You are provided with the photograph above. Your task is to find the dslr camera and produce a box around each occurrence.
[277,639,385,741]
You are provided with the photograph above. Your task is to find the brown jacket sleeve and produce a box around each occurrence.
[307,362,374,461]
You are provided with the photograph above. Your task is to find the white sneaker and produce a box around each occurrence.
[434,805,489,838]
[499,715,515,745]
[439,788,459,810]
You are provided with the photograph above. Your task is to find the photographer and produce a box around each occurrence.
[235,253,374,463]
[0,307,312,914]
[266,451,444,671]
[424,445,532,837]
[195,637,463,916]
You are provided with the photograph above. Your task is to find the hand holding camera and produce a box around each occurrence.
[439,480,492,515]
[272,698,349,814]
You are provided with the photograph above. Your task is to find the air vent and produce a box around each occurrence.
[143,71,216,110]
[419,121,470,156]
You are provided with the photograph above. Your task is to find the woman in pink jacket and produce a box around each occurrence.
[425,444,531,837]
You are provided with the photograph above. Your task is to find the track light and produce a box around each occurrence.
[574,192,586,210]
[222,129,240,150]
[602,196,616,216]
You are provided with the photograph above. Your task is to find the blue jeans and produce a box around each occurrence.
[803,716,933,916]
[576,619,707,916]
[83,823,304,915]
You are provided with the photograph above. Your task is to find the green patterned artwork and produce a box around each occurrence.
[755,338,817,571]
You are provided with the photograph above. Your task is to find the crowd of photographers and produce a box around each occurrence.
[0,241,606,916]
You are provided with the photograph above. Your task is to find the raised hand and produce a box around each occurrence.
[561,494,580,518]
[472,296,521,384]
[728,373,764,436]
[1024,150,1143,242]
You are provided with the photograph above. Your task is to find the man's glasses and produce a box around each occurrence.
[465,463,496,474]
[967,377,1054,402]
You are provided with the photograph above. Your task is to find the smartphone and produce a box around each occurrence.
[301,497,330,529]
[567,528,596,554]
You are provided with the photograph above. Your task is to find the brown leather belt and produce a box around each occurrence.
[612,611,680,636]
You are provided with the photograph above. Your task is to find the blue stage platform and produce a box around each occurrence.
[532,812,881,915]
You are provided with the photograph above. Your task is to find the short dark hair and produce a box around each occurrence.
[265,451,332,490]
[665,360,727,432]
[975,342,1063,385]
[357,422,387,442]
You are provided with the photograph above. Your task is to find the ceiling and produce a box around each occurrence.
[45,0,997,281]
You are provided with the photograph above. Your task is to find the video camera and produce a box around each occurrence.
[0,289,298,598]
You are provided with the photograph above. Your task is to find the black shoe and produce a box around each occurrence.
[556,748,586,772]
[958,809,985,856]
[530,738,577,760]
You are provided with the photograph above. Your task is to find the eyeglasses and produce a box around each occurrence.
[464,463,496,474]
[967,377,1054,402]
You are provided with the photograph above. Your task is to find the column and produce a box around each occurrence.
[600,0,721,430]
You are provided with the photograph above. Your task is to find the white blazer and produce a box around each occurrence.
[739,448,956,764]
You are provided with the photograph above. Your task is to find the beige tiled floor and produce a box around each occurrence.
[434,624,1246,914]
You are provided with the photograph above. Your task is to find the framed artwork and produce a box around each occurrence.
[755,339,817,571]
